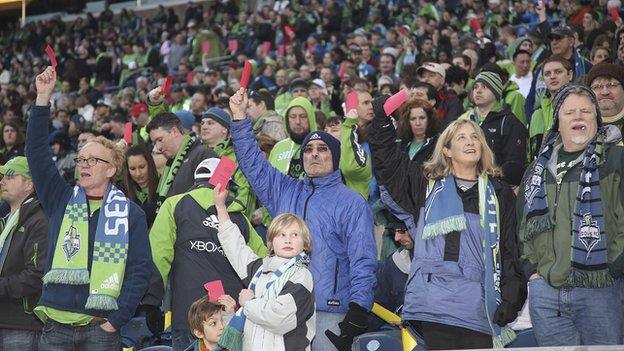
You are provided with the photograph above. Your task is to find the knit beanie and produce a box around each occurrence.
[474,71,504,100]
[202,107,232,130]
[300,131,341,172]
[586,62,624,89]
[551,83,602,132]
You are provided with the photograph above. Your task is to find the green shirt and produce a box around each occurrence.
[556,149,583,185]
[408,141,424,160]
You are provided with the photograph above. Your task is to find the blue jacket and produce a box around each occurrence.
[26,105,152,330]
[231,118,377,313]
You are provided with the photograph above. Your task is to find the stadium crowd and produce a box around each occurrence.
[1,0,624,350]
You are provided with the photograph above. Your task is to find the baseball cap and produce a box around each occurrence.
[311,79,328,94]
[417,62,446,79]
[0,156,31,179]
[194,157,220,180]
[548,25,575,39]
[130,103,148,117]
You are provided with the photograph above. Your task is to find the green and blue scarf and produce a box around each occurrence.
[43,184,129,311]
[422,175,515,347]
[219,253,309,351]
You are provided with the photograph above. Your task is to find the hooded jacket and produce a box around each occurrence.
[150,184,267,331]
[459,104,528,186]
[232,118,377,313]
[268,97,318,179]
[0,194,48,331]
[528,95,554,160]
[517,125,624,287]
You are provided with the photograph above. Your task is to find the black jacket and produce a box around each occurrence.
[369,97,527,321]
[0,194,48,331]
[465,105,528,186]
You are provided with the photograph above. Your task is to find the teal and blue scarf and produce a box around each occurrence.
[219,253,309,351]
[423,175,515,347]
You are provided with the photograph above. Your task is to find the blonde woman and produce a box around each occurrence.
[369,96,526,350]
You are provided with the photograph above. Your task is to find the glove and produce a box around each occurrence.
[493,301,518,327]
[325,303,369,351]
[371,94,392,120]
[142,305,164,335]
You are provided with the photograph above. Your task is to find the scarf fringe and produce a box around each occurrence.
[219,322,243,351]
[42,269,89,285]
[85,294,119,311]
[523,214,552,241]
[492,326,517,348]
[566,268,614,288]
[422,215,466,240]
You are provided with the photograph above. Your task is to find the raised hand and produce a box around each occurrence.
[229,88,249,120]
[213,182,228,208]
[217,294,237,313]
[35,66,56,106]
[148,86,164,105]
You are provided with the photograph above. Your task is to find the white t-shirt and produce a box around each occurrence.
[510,73,533,99]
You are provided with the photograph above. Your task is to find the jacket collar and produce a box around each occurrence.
[303,169,342,188]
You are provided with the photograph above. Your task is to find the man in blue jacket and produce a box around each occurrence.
[27,66,152,350]
[228,87,377,351]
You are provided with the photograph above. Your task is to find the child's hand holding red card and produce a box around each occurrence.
[204,280,225,302]
[239,61,252,89]
[45,45,57,69]
[383,89,409,116]
[209,156,237,188]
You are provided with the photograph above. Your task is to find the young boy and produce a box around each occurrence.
[187,294,236,351]
[213,183,316,350]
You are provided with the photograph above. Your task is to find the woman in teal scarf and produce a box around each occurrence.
[369,94,526,350]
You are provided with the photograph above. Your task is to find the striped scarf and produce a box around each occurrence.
[522,129,612,287]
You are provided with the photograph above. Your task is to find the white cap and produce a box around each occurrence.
[417,62,446,79]
[194,158,220,180]
[311,78,328,95]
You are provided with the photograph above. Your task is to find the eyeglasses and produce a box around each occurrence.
[303,145,329,154]
[590,81,622,92]
[75,157,110,167]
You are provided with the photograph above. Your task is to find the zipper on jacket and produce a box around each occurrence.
[32,243,38,268]
[333,258,339,295]
[303,180,316,220]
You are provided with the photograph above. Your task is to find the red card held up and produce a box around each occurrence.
[209,156,237,188]
[284,25,295,38]
[469,18,482,33]
[123,122,133,144]
[383,89,409,116]
[202,41,210,54]
[162,76,173,96]
[239,60,252,89]
[262,41,271,56]
[399,25,410,37]
[338,62,347,79]
[278,44,285,56]
[45,45,57,68]
[228,39,239,54]
[345,91,359,112]
[204,280,225,302]
[610,7,620,22]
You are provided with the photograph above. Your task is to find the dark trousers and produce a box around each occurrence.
[0,328,40,351]
[409,321,492,350]
[38,319,121,351]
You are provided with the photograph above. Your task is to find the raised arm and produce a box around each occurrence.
[340,110,372,199]
[26,67,72,215]
[229,88,299,216]
[368,95,425,215]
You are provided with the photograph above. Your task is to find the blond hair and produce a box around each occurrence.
[267,213,312,255]
[423,119,502,180]
[85,136,125,177]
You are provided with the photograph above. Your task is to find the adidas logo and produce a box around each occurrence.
[310,133,321,140]
[101,273,120,290]
[203,214,219,229]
